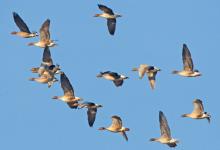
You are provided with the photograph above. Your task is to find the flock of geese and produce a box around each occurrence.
[11,4,211,148]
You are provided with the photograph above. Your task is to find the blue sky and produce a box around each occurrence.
[1,0,219,149]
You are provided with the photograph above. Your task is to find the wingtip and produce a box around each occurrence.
[183,43,187,47]
[12,12,17,16]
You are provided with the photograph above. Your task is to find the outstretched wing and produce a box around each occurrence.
[120,131,128,141]
[139,64,148,79]
[113,79,123,87]
[40,19,50,41]
[13,12,31,33]
[182,44,194,71]
[98,4,114,15]
[159,111,171,139]
[60,72,74,96]
[87,108,97,127]
[107,19,116,35]
[42,46,53,66]
[109,115,122,130]
[192,99,204,115]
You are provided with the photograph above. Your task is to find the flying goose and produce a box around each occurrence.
[31,46,60,76]
[99,115,129,141]
[28,19,56,48]
[132,64,161,89]
[52,72,82,108]
[29,65,60,88]
[79,102,103,127]
[172,44,201,77]
[94,4,122,35]
[11,12,38,38]
[96,71,128,87]
[182,99,211,123]
[150,111,179,147]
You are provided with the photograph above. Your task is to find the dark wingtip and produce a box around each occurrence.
[89,122,94,127]
[12,12,17,17]
[109,31,115,36]
[168,143,177,147]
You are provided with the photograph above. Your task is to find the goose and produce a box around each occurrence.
[96,71,128,87]
[94,4,122,35]
[99,115,129,141]
[28,19,56,48]
[182,99,211,123]
[133,64,161,89]
[79,102,102,127]
[11,12,38,38]
[172,44,201,77]
[150,111,179,147]
[52,72,82,108]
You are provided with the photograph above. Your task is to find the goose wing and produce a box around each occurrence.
[13,12,31,33]
[120,131,128,141]
[107,19,116,35]
[109,115,122,130]
[98,4,114,15]
[41,46,53,66]
[146,67,157,89]
[60,72,74,97]
[40,19,50,41]
[182,44,194,71]
[87,107,97,127]
[139,64,148,79]
[159,111,171,139]
[113,79,123,87]
[192,99,204,115]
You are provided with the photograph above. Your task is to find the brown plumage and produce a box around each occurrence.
[52,72,82,108]
[150,111,179,147]
[11,12,38,38]
[94,4,122,35]
[182,99,211,123]
[172,44,201,77]
[99,115,129,141]
[28,19,56,48]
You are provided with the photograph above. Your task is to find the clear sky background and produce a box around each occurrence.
[1,0,219,150]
